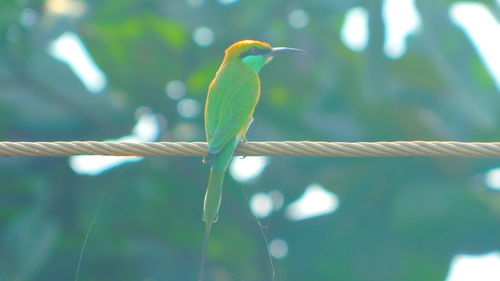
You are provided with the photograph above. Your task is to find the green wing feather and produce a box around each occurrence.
[205,62,260,156]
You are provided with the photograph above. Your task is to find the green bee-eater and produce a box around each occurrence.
[199,39,303,279]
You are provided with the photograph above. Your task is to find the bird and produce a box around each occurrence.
[199,39,303,280]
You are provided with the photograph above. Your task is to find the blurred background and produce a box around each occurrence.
[1,0,500,280]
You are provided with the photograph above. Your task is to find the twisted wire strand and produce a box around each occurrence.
[0,141,499,157]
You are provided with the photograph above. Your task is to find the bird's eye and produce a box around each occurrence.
[240,47,261,58]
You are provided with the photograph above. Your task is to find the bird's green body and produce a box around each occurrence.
[199,40,302,281]
[204,56,261,170]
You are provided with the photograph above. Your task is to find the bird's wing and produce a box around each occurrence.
[205,67,260,154]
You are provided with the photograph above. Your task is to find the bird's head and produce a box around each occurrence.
[224,40,303,73]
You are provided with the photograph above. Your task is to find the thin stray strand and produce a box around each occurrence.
[240,185,276,281]
[74,167,128,281]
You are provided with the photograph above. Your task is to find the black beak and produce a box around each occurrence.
[271,47,305,56]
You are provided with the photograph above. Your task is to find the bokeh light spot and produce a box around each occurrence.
[485,168,500,190]
[450,3,500,90]
[70,110,160,175]
[193,26,215,47]
[49,32,107,93]
[340,7,369,52]
[250,192,273,218]
[217,0,239,5]
[45,0,86,17]
[285,183,340,221]
[383,0,421,58]
[445,252,500,281]
[269,239,288,259]
[230,156,270,182]
[132,108,160,141]
[288,9,309,29]
[177,98,201,118]
[20,9,37,27]
[269,190,284,210]
[166,80,187,100]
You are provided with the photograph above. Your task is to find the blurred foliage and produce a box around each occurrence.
[1,0,500,281]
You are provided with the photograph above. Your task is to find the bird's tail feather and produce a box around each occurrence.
[199,168,225,281]
[203,168,225,223]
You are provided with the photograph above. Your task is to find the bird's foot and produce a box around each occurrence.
[202,153,215,165]
[239,138,247,159]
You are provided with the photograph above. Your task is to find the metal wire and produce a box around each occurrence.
[0,141,499,157]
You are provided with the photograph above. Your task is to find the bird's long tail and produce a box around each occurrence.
[203,168,226,223]
[198,168,226,281]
